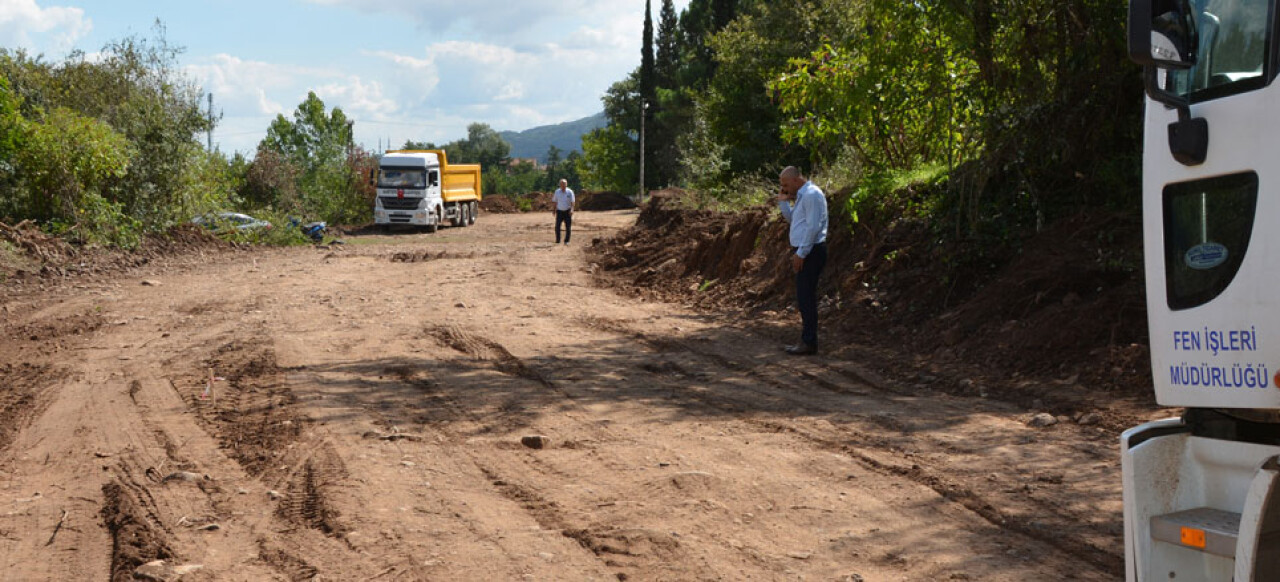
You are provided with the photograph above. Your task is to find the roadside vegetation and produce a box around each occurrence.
[582,0,1141,258]
[2,2,1139,261]
[0,25,372,248]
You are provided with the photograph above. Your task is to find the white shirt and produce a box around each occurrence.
[777,181,828,258]
[553,187,576,211]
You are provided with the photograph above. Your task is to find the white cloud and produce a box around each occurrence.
[364,49,440,96]
[0,0,91,56]
[303,0,595,36]
[315,76,397,117]
[494,80,524,101]
[185,54,333,116]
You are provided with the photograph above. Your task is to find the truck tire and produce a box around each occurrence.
[425,207,440,233]
[460,203,470,227]
[467,201,477,225]
[449,203,461,227]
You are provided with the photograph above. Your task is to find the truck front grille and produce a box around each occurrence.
[380,197,423,211]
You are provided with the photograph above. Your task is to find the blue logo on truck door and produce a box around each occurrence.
[1186,242,1229,270]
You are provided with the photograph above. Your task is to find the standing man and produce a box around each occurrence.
[777,166,828,355]
[552,178,576,245]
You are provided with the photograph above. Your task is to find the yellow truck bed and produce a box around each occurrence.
[442,164,481,203]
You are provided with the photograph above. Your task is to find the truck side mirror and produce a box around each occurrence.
[1130,0,1198,69]
[1129,0,1208,166]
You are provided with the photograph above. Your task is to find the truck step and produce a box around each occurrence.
[1151,507,1242,557]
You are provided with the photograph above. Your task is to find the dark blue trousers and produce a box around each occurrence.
[795,242,827,347]
[555,210,573,243]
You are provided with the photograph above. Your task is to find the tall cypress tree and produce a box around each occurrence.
[711,0,737,32]
[655,0,679,88]
[640,0,656,190]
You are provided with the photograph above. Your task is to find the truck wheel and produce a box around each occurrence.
[467,201,477,225]
[460,203,470,227]
[426,207,440,233]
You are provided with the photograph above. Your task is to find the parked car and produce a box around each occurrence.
[192,212,272,232]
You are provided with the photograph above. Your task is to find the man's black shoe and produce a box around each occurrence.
[784,343,817,355]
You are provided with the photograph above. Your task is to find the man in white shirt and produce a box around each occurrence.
[552,179,576,244]
[777,166,829,355]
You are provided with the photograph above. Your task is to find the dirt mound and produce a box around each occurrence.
[1,223,238,298]
[592,191,786,303]
[578,191,638,211]
[591,188,1150,413]
[528,191,554,212]
[480,195,520,214]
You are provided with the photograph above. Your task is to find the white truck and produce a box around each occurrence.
[373,149,481,231]
[1124,0,1280,579]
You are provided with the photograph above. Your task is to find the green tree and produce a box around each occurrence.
[0,76,24,209]
[256,92,368,223]
[561,151,584,192]
[710,0,738,33]
[770,0,979,169]
[542,145,563,190]
[16,108,135,244]
[580,124,639,194]
[55,29,214,227]
[655,0,680,88]
[640,0,657,192]
[240,146,302,211]
[262,91,351,172]
[462,123,511,168]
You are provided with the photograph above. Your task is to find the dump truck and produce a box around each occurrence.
[1124,0,1280,579]
[373,149,481,231]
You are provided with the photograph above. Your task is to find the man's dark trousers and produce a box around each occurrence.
[555,210,573,243]
[795,242,827,348]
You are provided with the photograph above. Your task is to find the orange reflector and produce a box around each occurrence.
[1181,527,1207,549]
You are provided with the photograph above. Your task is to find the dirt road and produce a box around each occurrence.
[0,210,1139,581]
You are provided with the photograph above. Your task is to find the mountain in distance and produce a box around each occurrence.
[500,112,607,163]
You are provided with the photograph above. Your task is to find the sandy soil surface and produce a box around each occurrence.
[0,210,1149,581]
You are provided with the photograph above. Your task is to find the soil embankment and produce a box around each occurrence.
[591,190,1153,428]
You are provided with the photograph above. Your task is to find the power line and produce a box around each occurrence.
[348,118,451,129]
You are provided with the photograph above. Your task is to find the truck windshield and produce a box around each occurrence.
[378,168,426,189]
[1167,0,1272,100]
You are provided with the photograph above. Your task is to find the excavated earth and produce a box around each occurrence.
[0,208,1160,581]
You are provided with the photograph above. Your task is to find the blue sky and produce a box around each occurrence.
[1,0,688,154]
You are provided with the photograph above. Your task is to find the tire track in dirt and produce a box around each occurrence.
[167,337,354,542]
[277,451,348,537]
[0,311,100,454]
[571,315,1124,578]
[257,540,320,582]
[101,468,177,582]
[428,323,560,390]
[475,462,703,581]
[370,331,654,578]
[0,363,64,453]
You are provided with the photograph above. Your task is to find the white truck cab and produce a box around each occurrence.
[1125,0,1280,579]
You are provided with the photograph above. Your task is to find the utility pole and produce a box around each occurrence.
[639,100,648,203]
[346,120,354,158]
[207,93,214,151]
